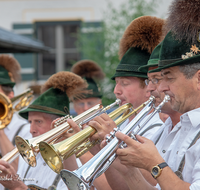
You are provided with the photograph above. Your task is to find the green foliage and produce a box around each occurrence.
[76,0,160,105]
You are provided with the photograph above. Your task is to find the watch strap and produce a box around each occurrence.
[158,162,168,169]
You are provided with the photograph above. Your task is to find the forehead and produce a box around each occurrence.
[115,76,140,82]
[28,111,48,120]
[161,67,179,76]
[147,72,161,78]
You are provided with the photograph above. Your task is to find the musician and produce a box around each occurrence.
[66,16,165,190]
[0,55,31,174]
[0,71,89,190]
[71,59,104,115]
[114,1,200,189]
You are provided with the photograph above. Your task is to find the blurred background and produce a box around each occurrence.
[0,0,173,108]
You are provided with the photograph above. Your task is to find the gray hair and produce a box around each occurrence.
[179,63,200,79]
[1,85,13,96]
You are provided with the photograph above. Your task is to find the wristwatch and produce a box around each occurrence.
[151,162,168,179]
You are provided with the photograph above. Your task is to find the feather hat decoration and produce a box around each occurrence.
[164,0,200,44]
[0,54,21,84]
[41,71,90,100]
[119,16,165,60]
[71,60,105,80]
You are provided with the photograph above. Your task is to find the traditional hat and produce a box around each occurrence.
[150,0,200,73]
[19,71,89,119]
[71,60,105,98]
[111,16,165,79]
[138,42,163,73]
[0,55,21,87]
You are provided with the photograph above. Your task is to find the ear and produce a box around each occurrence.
[196,70,200,90]
[7,91,14,99]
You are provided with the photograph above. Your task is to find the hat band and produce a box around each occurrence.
[116,64,142,72]
[28,105,68,115]
[159,58,182,67]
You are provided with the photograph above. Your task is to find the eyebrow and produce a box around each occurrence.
[161,71,170,76]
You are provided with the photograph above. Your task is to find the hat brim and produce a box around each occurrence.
[111,71,147,80]
[149,54,200,73]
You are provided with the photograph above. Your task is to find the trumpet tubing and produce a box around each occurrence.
[1,147,19,163]
[60,95,170,190]
[39,99,148,173]
[15,99,121,167]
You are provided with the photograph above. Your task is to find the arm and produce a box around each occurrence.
[0,160,28,190]
[115,132,190,190]
[0,130,19,171]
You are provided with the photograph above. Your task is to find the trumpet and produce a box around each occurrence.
[1,147,19,163]
[15,99,121,167]
[0,88,34,130]
[60,95,170,190]
[38,97,153,173]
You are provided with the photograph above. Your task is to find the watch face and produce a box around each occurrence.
[152,166,159,176]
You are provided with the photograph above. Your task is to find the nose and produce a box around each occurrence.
[146,81,157,95]
[158,78,169,93]
[83,103,90,111]
[114,83,122,96]
[30,123,37,136]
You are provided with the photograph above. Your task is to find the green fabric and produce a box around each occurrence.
[84,77,102,98]
[138,42,162,73]
[0,66,15,87]
[19,88,69,120]
[111,47,150,80]
[149,31,200,73]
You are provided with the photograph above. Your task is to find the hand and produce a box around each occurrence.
[115,132,165,172]
[89,113,117,141]
[0,160,27,190]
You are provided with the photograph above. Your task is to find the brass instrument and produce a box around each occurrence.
[1,147,19,163]
[15,99,121,167]
[38,98,150,173]
[60,95,170,190]
[0,88,34,130]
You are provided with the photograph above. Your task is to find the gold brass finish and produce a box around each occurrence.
[1,147,19,163]
[0,88,34,130]
[39,102,145,173]
[15,100,120,167]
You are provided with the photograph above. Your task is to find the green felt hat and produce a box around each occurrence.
[111,47,150,79]
[111,16,165,80]
[71,60,104,99]
[138,42,162,73]
[19,88,69,120]
[150,0,200,73]
[84,77,102,98]
[19,71,89,120]
[0,55,21,87]
[149,32,200,73]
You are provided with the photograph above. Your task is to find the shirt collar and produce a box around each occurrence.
[180,107,200,128]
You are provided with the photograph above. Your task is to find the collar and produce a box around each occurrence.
[180,107,200,128]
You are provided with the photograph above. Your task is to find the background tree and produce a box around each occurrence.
[76,0,160,105]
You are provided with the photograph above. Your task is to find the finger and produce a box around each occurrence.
[100,139,107,149]
[99,113,112,121]
[67,119,81,133]
[90,116,106,127]
[88,120,102,132]
[135,135,148,144]
[115,132,139,147]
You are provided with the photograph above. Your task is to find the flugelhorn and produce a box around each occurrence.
[38,97,150,173]
[60,95,170,190]
[0,88,34,129]
[15,99,121,167]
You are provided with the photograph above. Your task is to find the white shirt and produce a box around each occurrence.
[0,113,31,190]
[154,108,200,190]
[17,153,69,189]
[119,112,163,139]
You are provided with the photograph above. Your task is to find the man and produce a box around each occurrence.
[65,16,165,190]
[114,0,200,189]
[0,55,31,173]
[0,71,89,190]
[71,60,104,115]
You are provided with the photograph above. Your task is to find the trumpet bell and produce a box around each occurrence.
[15,136,37,167]
[61,170,89,190]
